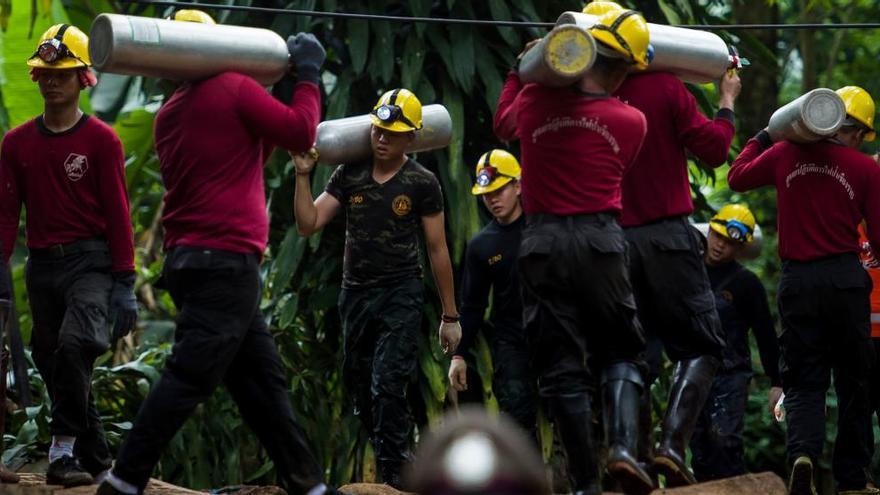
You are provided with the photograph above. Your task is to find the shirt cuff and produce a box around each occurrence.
[754,129,773,150]
[715,108,735,125]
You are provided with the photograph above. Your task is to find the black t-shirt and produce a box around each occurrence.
[707,261,781,386]
[455,215,526,361]
[326,158,444,289]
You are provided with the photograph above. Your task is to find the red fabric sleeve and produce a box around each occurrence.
[236,78,321,154]
[728,139,778,192]
[674,82,736,167]
[97,131,135,272]
[0,140,22,264]
[493,71,524,142]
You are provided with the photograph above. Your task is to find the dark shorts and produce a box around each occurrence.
[518,213,646,398]
[625,217,725,371]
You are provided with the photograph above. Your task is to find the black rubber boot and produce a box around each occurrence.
[602,362,655,495]
[379,460,405,490]
[637,382,656,482]
[550,392,602,495]
[654,355,719,487]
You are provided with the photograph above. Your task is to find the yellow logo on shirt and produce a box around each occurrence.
[488,254,503,266]
[392,195,412,216]
[350,194,364,204]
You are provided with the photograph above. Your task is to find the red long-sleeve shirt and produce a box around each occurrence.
[0,115,134,272]
[729,138,880,261]
[614,72,736,227]
[155,72,321,255]
[494,72,647,215]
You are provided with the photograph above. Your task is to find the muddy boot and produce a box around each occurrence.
[602,362,654,495]
[550,392,602,495]
[0,460,18,483]
[787,456,817,495]
[654,355,719,488]
[637,384,657,486]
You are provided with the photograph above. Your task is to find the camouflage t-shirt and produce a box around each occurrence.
[326,158,444,289]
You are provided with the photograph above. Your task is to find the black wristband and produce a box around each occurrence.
[754,129,773,150]
[441,314,460,323]
[716,107,735,125]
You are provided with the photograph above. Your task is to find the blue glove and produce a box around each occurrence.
[109,272,138,342]
[287,32,326,84]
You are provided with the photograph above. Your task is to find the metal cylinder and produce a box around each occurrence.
[89,14,289,85]
[693,222,764,260]
[767,88,846,143]
[315,105,453,166]
[556,11,731,84]
[518,24,597,87]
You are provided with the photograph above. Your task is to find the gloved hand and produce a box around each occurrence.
[109,272,138,342]
[448,357,468,392]
[287,32,326,84]
[438,320,462,354]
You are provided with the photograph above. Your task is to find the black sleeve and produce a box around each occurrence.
[741,271,782,386]
[455,237,491,361]
[325,164,347,200]
[418,172,444,216]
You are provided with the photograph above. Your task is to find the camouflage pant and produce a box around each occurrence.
[339,278,423,466]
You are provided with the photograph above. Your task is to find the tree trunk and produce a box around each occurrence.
[731,0,781,139]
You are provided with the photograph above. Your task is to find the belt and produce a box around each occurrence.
[29,239,108,259]
[526,211,618,227]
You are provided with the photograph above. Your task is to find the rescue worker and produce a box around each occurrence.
[494,9,653,495]
[0,24,135,486]
[448,150,537,435]
[689,204,782,482]
[728,86,880,495]
[567,1,743,486]
[292,88,462,489]
[97,15,340,495]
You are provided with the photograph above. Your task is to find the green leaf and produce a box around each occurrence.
[488,0,519,48]
[448,25,475,93]
[474,41,503,111]
[400,31,426,92]
[657,0,683,25]
[370,21,394,85]
[348,19,370,75]
[271,227,306,291]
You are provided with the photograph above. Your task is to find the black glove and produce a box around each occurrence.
[287,32,326,84]
[109,271,138,342]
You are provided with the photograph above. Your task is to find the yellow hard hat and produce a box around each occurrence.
[171,9,217,24]
[583,1,624,16]
[472,150,521,196]
[836,86,876,142]
[370,88,423,133]
[27,24,90,69]
[589,9,651,70]
[710,204,756,243]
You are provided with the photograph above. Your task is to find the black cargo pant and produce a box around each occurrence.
[518,213,646,398]
[625,217,726,380]
[491,338,538,433]
[778,253,874,491]
[26,242,113,476]
[113,247,323,493]
[339,278,422,469]
[689,370,750,481]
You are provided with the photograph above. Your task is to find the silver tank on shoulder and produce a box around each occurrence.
[556,11,732,84]
[767,88,846,143]
[518,24,597,87]
[89,14,289,85]
[315,105,453,166]
[693,222,763,260]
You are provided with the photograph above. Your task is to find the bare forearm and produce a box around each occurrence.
[294,175,318,236]
[429,246,457,316]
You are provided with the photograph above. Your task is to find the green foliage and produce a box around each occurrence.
[2,0,879,492]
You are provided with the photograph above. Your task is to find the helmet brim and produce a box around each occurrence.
[27,58,88,69]
[471,177,513,196]
[370,115,419,133]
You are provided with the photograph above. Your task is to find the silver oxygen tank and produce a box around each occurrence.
[693,222,764,260]
[555,11,734,84]
[767,88,846,143]
[89,14,289,85]
[315,105,453,166]
[518,24,597,87]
